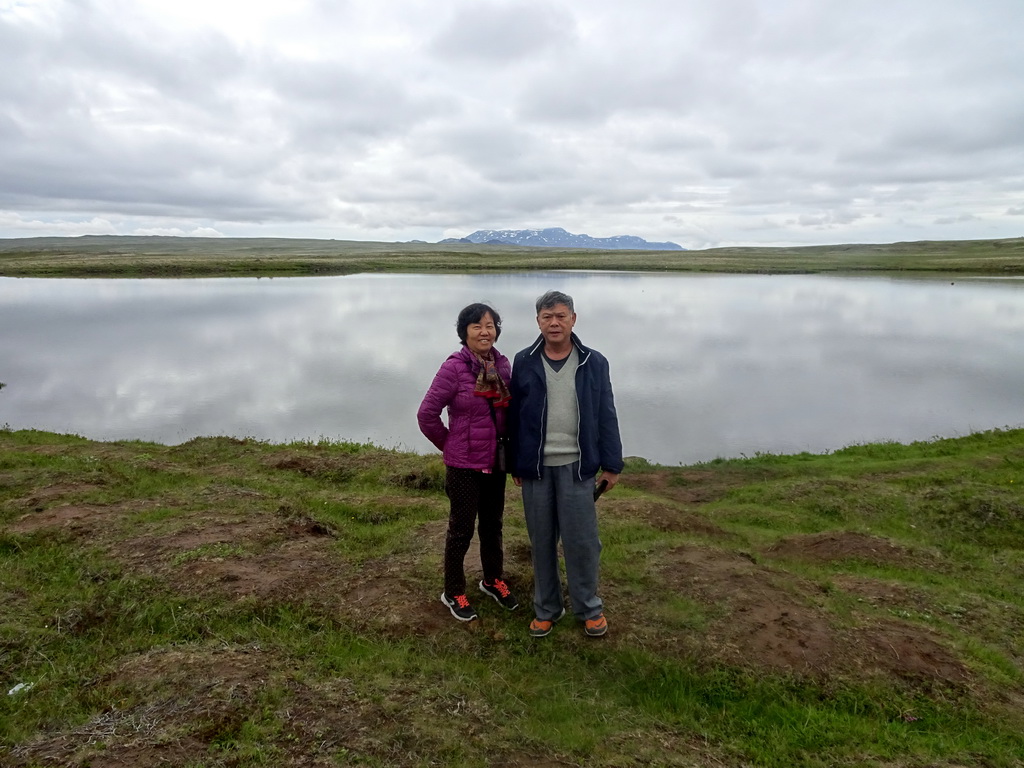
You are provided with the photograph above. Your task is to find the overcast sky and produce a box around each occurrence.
[1,0,1022,248]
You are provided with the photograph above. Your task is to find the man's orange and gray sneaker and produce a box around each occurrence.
[529,607,566,638]
[479,579,519,611]
[584,613,608,637]
[441,592,478,622]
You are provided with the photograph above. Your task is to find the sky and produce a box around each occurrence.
[1,0,1022,249]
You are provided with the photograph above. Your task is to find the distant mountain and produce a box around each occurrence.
[439,227,683,250]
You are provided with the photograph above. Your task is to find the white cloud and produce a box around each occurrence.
[0,211,118,235]
[0,0,1022,247]
[131,226,226,237]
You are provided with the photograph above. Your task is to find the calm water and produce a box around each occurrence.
[2,272,1023,465]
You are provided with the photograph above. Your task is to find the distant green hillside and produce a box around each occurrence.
[1,234,1022,277]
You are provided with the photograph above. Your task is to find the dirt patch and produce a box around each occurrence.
[8,503,121,534]
[269,452,359,482]
[332,558,457,638]
[10,482,104,509]
[180,538,343,601]
[833,575,925,610]
[763,530,926,568]
[109,508,369,619]
[662,544,839,673]
[659,544,969,687]
[625,469,744,506]
[855,620,971,684]
[267,450,443,492]
[605,497,735,537]
[115,513,272,570]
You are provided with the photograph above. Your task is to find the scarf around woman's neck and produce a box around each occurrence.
[472,350,511,407]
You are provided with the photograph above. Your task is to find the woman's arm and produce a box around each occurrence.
[417,360,458,451]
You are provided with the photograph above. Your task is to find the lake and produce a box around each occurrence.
[2,272,1022,465]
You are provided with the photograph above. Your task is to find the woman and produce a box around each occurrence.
[417,303,519,621]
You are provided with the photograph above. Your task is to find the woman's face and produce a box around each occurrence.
[465,312,497,356]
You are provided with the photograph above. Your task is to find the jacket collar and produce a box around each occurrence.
[527,332,591,365]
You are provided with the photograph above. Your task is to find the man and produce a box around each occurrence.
[509,290,624,638]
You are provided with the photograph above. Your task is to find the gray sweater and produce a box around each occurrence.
[542,348,580,467]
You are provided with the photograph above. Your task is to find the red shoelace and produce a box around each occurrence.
[454,594,471,608]
[489,579,511,598]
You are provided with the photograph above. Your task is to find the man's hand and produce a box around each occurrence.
[513,476,523,487]
[598,471,619,493]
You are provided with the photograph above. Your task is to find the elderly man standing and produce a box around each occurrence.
[509,290,624,638]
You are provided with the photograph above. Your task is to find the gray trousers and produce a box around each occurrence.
[521,463,603,621]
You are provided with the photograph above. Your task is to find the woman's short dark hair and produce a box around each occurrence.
[456,303,502,345]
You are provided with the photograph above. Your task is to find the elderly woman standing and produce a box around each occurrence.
[418,303,520,621]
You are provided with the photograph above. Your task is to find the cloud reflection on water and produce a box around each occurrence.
[1,273,1022,465]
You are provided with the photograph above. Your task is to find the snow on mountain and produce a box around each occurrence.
[441,227,683,250]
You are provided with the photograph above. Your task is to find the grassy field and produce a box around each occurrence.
[1,235,1023,277]
[2,426,1023,766]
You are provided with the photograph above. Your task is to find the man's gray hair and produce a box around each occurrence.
[535,290,574,315]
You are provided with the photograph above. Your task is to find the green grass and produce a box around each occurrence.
[2,427,1024,766]
[1,234,1023,277]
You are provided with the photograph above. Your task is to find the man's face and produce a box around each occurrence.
[537,303,576,346]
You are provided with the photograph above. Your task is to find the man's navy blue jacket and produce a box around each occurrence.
[508,332,624,481]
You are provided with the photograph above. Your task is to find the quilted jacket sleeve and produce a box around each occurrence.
[417,358,458,451]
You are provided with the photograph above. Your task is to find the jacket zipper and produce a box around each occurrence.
[573,346,591,481]
[534,394,546,477]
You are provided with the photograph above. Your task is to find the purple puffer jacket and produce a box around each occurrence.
[417,346,511,470]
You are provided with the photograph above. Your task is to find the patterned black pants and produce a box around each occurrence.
[443,466,506,597]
